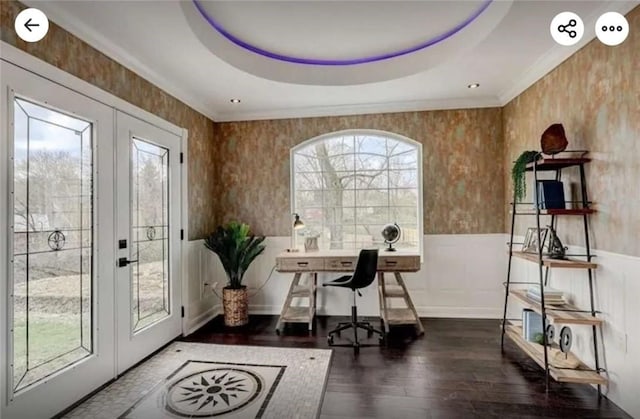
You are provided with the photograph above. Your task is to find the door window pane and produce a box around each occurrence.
[12,98,93,392]
[131,139,170,332]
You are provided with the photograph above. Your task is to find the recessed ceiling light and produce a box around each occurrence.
[467,83,480,89]
[230,98,241,103]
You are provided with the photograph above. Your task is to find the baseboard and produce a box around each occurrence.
[416,306,502,319]
[186,304,221,335]
[249,304,502,319]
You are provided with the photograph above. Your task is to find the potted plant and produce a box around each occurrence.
[511,150,540,203]
[204,221,266,327]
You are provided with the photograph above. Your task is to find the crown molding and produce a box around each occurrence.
[214,96,503,122]
[23,0,220,122]
[498,0,639,106]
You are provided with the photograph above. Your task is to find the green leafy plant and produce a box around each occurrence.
[512,151,540,202]
[204,221,266,289]
[534,332,551,346]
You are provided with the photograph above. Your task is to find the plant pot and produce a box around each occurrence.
[222,286,249,327]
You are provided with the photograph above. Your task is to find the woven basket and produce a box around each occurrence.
[222,286,249,327]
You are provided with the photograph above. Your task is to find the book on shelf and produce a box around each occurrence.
[527,286,565,304]
[535,180,566,209]
[522,309,543,342]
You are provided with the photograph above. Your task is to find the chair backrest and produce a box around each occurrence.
[350,249,379,290]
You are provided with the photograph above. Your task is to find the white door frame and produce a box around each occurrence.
[0,42,190,417]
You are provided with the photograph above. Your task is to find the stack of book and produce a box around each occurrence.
[527,286,565,304]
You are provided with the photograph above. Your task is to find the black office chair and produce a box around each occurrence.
[323,249,384,353]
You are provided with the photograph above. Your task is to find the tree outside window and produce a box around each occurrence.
[292,130,422,251]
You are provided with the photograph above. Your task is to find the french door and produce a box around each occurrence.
[1,61,183,418]
[115,112,182,374]
[1,61,116,418]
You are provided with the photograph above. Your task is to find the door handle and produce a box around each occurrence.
[118,257,139,267]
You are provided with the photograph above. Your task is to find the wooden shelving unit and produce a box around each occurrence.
[501,151,605,392]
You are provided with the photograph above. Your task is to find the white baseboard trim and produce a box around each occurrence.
[249,304,502,319]
[186,304,221,336]
[416,306,502,319]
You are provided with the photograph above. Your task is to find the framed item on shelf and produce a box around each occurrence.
[522,227,548,253]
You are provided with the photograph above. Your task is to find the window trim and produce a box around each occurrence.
[290,129,423,255]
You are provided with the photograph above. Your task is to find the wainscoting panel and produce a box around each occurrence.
[186,234,508,324]
[184,240,220,335]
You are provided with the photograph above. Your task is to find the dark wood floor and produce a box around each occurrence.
[182,316,630,419]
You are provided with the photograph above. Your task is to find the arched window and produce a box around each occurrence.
[291,129,423,251]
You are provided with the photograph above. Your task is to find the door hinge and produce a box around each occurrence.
[180,152,184,164]
[180,229,184,240]
[181,306,185,318]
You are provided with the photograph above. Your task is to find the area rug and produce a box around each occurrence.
[63,342,332,419]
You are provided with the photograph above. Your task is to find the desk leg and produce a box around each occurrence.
[308,273,317,331]
[275,272,301,334]
[378,272,390,335]
[394,272,425,335]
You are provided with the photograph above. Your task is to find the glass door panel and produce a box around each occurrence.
[131,138,170,333]
[11,98,94,392]
[2,60,115,419]
[116,111,181,375]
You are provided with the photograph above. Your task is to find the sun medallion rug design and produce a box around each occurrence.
[63,342,332,419]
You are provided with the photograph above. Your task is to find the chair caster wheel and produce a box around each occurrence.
[328,336,334,345]
[275,329,280,336]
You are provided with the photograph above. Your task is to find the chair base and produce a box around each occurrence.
[327,304,385,354]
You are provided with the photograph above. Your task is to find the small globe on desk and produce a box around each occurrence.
[381,223,401,251]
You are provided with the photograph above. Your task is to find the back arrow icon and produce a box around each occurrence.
[24,18,40,32]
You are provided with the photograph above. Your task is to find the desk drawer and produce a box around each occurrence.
[277,257,324,272]
[324,257,356,271]
[378,255,420,271]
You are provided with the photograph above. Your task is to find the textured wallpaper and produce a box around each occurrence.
[1,1,217,240]
[215,108,505,236]
[503,7,640,257]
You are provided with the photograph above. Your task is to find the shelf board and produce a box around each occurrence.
[381,285,405,298]
[513,208,595,216]
[385,308,419,325]
[511,251,597,269]
[505,324,607,385]
[291,285,316,296]
[525,157,591,171]
[281,306,312,323]
[511,289,602,325]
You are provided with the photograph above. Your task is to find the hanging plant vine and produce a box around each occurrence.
[512,151,540,202]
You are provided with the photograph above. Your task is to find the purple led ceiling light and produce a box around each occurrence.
[192,0,493,66]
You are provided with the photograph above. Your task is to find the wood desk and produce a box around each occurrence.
[275,250,424,336]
